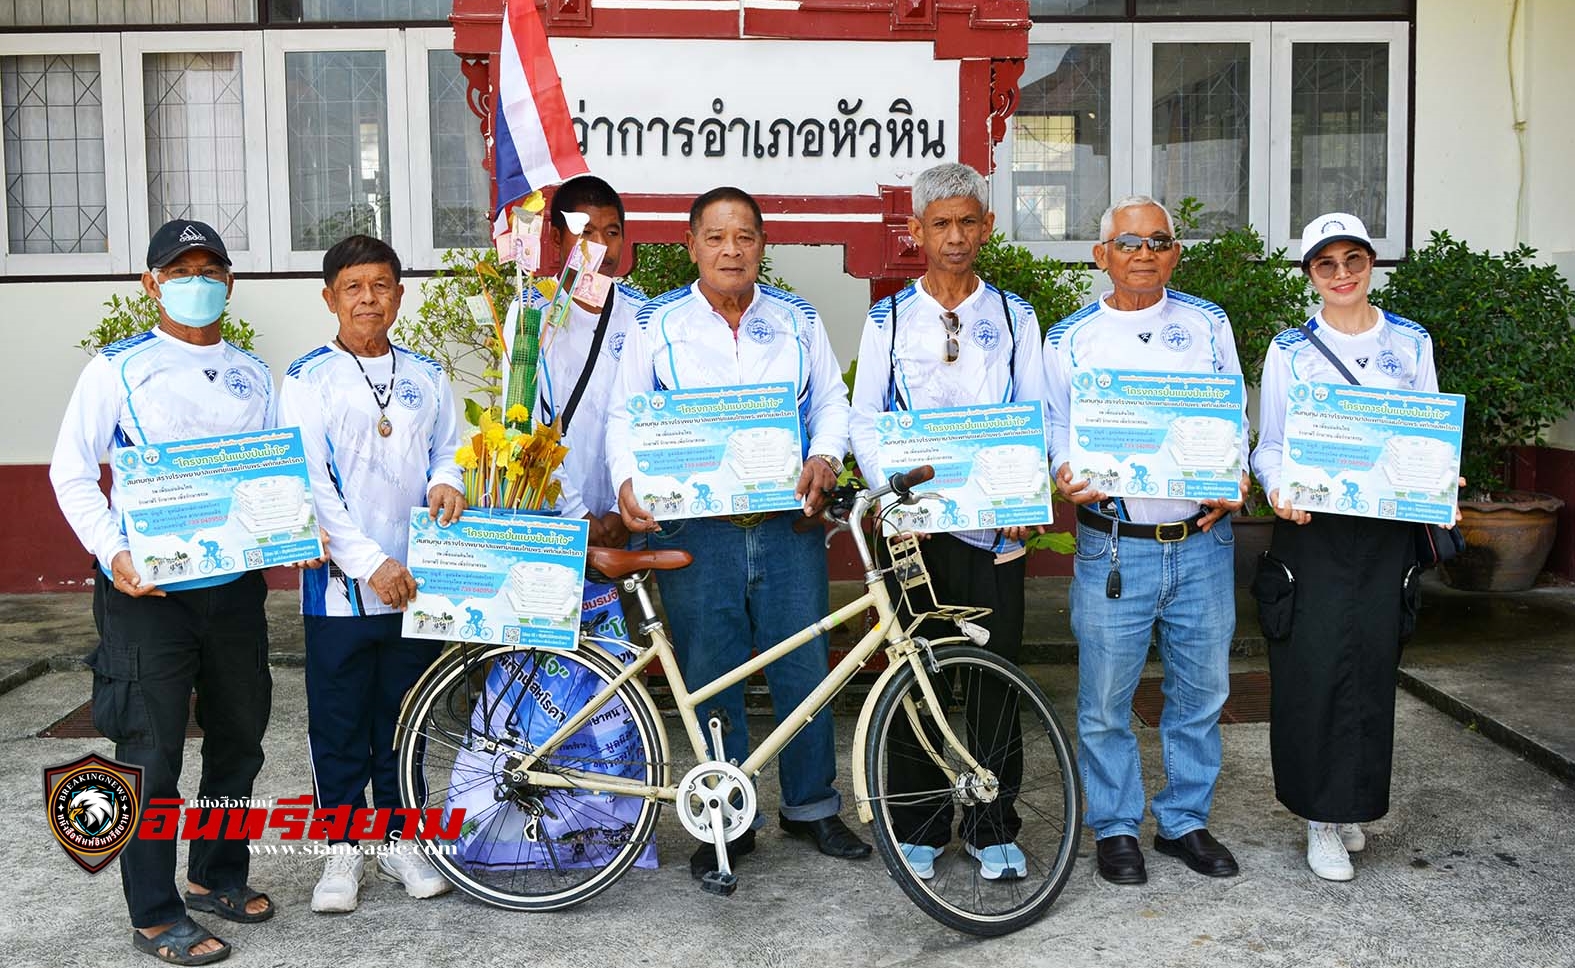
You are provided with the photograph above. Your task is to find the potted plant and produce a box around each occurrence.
[1373,231,1575,591]
[1167,201,1313,583]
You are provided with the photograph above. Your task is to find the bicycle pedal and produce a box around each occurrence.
[700,870,738,897]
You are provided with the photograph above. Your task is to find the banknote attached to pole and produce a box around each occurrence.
[1068,369,1246,500]
[402,509,589,649]
[112,428,321,585]
[875,402,1053,535]
[626,382,804,520]
[1279,381,1463,525]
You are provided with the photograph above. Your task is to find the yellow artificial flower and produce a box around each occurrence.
[520,190,545,213]
[533,277,559,300]
[505,403,531,424]
[454,447,478,470]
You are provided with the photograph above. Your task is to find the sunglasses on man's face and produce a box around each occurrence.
[1102,233,1177,253]
[1308,251,1372,280]
[941,311,962,364]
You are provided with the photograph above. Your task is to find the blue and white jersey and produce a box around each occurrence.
[850,277,1048,554]
[49,327,275,589]
[279,342,464,617]
[504,280,645,519]
[1251,309,1438,499]
[1044,289,1248,525]
[604,282,851,495]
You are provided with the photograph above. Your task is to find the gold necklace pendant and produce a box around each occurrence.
[377,413,393,437]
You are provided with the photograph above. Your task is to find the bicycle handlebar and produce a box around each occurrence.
[888,465,935,498]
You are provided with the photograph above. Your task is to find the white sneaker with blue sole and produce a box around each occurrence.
[967,842,1027,881]
[899,844,942,880]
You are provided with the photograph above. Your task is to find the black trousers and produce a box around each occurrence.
[90,570,272,929]
[303,613,441,839]
[885,534,1026,849]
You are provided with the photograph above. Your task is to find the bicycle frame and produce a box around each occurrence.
[484,489,989,823]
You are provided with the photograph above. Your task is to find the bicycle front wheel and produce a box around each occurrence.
[396,642,668,911]
[864,646,1081,936]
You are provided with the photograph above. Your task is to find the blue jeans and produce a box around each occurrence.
[1070,516,1235,841]
[648,515,841,821]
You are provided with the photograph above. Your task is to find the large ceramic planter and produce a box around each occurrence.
[1231,514,1275,586]
[1440,491,1565,592]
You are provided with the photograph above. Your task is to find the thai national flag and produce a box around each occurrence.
[493,0,587,219]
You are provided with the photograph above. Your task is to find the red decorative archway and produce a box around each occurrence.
[451,0,1028,297]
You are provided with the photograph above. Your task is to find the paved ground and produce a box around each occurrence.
[3,576,1573,967]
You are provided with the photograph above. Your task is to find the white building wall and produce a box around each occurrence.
[7,0,1575,462]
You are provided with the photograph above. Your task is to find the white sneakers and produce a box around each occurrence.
[312,841,452,913]
[311,842,366,913]
[1337,823,1366,853]
[376,841,453,899]
[1306,822,1355,881]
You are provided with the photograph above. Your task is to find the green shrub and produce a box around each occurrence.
[393,247,517,409]
[1372,231,1575,495]
[974,233,1090,335]
[80,292,255,354]
[1168,199,1312,387]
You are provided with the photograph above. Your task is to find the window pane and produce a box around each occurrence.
[144,52,249,247]
[1013,43,1111,241]
[427,50,488,249]
[1136,1,1410,14]
[1291,42,1388,237]
[284,50,390,250]
[267,0,450,20]
[1151,42,1250,233]
[2,53,108,254]
[0,1,254,25]
[1029,0,1125,16]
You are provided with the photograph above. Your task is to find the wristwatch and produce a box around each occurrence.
[812,453,842,474]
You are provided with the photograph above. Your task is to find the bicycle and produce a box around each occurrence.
[394,467,1081,936]
[198,552,235,574]
[1124,466,1159,496]
[459,619,496,641]
[689,485,723,515]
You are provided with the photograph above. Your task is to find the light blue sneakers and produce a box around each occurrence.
[899,843,942,880]
[967,842,1027,881]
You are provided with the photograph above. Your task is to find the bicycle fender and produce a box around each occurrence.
[850,656,916,825]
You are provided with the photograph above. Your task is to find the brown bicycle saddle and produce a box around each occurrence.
[586,547,693,578]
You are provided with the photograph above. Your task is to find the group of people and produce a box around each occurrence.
[51,160,1437,965]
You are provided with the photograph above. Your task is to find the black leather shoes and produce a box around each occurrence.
[1154,828,1239,878]
[778,814,872,860]
[689,829,756,880]
[1095,835,1147,885]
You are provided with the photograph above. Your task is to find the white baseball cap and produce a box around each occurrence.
[1299,213,1374,266]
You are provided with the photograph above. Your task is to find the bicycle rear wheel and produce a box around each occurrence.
[396,642,667,911]
[864,645,1081,936]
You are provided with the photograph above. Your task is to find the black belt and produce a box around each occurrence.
[1077,505,1206,542]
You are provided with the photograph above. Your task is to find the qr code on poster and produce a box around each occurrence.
[502,626,521,644]
[1168,481,1186,497]
[977,510,995,528]
[243,549,264,568]
[732,495,751,512]
[1379,499,1398,518]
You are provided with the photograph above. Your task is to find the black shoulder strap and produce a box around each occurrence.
[558,287,616,433]
[998,285,1016,375]
[886,294,904,409]
[1296,320,1361,386]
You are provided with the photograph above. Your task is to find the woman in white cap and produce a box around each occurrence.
[1249,213,1443,881]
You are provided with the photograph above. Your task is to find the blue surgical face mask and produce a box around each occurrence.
[157,275,229,327]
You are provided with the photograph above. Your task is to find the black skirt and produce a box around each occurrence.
[1256,513,1419,822]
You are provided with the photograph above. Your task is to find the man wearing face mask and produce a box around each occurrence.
[51,220,289,965]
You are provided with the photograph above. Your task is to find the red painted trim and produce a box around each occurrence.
[1510,445,1575,580]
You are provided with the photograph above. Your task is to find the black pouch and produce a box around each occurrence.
[1251,551,1297,642]
[87,624,152,749]
[1399,563,1423,644]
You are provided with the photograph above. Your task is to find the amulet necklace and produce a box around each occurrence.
[335,337,396,437]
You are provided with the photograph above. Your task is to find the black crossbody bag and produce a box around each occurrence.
[1295,321,1464,568]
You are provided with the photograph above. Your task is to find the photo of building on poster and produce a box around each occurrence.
[402,510,590,649]
[111,427,322,584]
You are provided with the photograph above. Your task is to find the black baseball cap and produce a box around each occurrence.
[147,219,232,269]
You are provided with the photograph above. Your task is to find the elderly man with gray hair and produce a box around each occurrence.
[1042,194,1247,886]
[849,162,1049,882]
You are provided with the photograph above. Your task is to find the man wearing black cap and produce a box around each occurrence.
[50,220,301,964]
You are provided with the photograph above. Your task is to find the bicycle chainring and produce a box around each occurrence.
[675,761,757,844]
